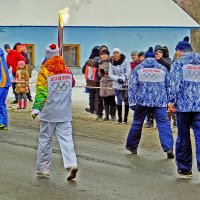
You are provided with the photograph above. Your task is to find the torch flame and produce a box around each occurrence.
[59,7,70,28]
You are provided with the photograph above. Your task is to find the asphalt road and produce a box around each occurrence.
[1,110,200,200]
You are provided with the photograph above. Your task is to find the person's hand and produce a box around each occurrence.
[31,109,40,119]
[168,103,175,112]
[117,78,124,84]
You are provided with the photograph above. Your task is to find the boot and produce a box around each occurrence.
[123,105,129,124]
[116,105,122,124]
[23,100,27,109]
[17,100,22,109]
[103,106,109,121]
[110,106,116,121]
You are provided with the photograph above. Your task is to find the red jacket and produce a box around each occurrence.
[130,61,140,71]
[6,50,26,75]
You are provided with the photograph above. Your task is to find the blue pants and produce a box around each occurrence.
[0,87,9,127]
[115,89,129,106]
[126,106,174,152]
[176,112,200,172]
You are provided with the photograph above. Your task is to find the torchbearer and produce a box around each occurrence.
[31,44,78,180]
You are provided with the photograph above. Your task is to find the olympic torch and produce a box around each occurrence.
[58,7,70,57]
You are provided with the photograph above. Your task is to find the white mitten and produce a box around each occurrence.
[31,109,40,119]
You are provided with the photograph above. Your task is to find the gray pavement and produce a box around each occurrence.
[1,112,200,200]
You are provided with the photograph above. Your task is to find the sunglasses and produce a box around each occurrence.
[156,50,163,54]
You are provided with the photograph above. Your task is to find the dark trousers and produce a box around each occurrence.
[12,82,18,100]
[126,106,174,152]
[89,89,96,113]
[103,96,116,107]
[26,86,32,100]
[95,83,103,117]
[176,112,200,172]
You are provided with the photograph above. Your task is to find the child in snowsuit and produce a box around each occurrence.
[15,61,29,109]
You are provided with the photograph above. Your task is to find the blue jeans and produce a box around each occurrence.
[0,87,9,127]
[176,112,200,172]
[126,106,174,152]
[115,89,128,106]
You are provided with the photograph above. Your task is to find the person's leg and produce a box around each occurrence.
[103,97,109,121]
[11,82,18,103]
[26,86,33,101]
[109,96,116,121]
[191,113,200,171]
[123,99,129,124]
[176,112,192,172]
[126,106,149,153]
[0,87,9,128]
[115,89,123,123]
[36,121,55,175]
[153,107,174,154]
[87,88,95,114]
[22,93,27,109]
[55,121,78,169]
[17,94,23,109]
[95,85,104,119]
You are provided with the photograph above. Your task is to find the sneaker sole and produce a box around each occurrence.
[67,168,78,181]
[179,174,193,179]
[37,172,50,178]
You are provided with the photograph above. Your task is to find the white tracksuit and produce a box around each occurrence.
[36,73,77,173]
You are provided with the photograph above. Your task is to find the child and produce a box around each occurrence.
[15,60,29,109]
[31,44,78,181]
[98,49,116,121]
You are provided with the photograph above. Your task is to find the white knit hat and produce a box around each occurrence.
[112,48,121,54]
[45,44,59,59]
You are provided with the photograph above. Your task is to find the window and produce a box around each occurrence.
[25,44,35,66]
[63,44,80,67]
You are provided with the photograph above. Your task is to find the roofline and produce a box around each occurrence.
[0,25,200,29]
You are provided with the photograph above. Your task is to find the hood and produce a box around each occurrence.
[43,56,66,73]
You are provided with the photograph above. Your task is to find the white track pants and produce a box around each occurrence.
[36,121,78,172]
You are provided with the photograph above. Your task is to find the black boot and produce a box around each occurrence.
[123,105,129,124]
[110,106,116,121]
[116,105,122,124]
[104,106,109,121]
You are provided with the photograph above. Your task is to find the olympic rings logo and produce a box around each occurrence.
[188,70,200,79]
[51,81,70,92]
[143,72,159,79]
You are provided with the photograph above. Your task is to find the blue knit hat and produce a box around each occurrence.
[175,36,192,52]
[145,47,155,58]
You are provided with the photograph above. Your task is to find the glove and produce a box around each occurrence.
[31,109,40,119]
[117,78,124,84]
[168,103,175,112]
[130,105,138,111]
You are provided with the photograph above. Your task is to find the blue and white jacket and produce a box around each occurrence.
[128,58,169,107]
[169,52,200,112]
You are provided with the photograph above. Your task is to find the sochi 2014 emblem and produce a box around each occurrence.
[143,72,159,79]
[188,70,200,79]
[51,80,70,92]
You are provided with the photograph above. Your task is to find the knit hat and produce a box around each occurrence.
[145,47,155,58]
[45,44,59,59]
[18,60,25,66]
[113,48,121,54]
[175,36,193,52]
[138,51,145,57]
[4,44,10,50]
[100,49,110,56]
[131,50,138,56]
[154,45,165,53]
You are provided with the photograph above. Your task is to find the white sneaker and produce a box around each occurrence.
[36,171,50,178]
